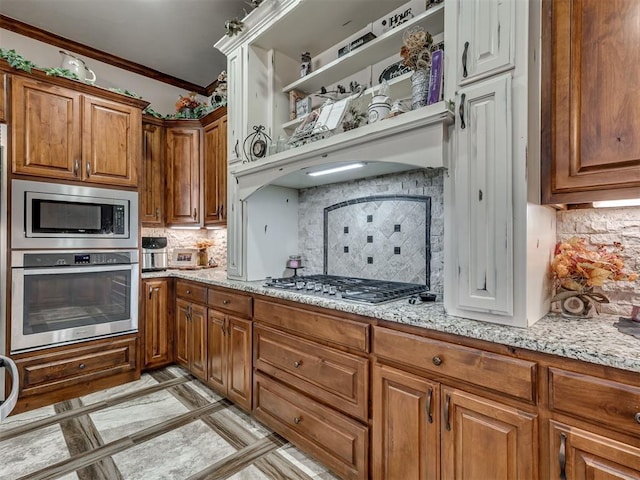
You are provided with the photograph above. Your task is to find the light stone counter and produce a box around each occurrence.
[143,269,640,373]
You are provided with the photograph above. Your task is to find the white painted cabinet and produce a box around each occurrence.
[226,46,245,166]
[454,74,512,315]
[457,0,514,85]
[226,180,244,279]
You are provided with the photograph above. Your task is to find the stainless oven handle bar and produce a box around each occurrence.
[19,264,135,275]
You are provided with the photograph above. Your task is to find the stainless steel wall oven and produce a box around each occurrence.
[10,250,139,353]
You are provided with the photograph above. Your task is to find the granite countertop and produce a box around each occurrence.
[143,269,640,373]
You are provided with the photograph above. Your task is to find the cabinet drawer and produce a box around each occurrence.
[255,325,368,421]
[17,337,136,397]
[254,299,369,353]
[254,372,368,480]
[549,368,640,436]
[175,280,207,304]
[208,288,252,317]
[374,326,536,402]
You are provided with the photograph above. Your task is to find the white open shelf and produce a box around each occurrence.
[281,4,445,95]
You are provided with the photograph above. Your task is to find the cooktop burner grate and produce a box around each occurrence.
[264,274,427,304]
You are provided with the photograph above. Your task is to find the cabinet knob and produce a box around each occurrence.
[193,208,198,219]
[79,363,86,370]
[86,161,91,177]
[293,361,302,368]
[222,300,230,305]
[293,416,301,424]
[635,412,640,424]
[155,207,159,220]
[74,159,79,176]
[432,356,443,366]
[186,289,191,294]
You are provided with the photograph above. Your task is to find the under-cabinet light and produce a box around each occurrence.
[307,163,364,177]
[170,226,202,230]
[592,199,640,208]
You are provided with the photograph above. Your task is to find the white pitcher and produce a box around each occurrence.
[59,51,96,84]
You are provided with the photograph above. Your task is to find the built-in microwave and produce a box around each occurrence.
[11,179,138,249]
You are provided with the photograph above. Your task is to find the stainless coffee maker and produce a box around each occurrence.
[142,237,168,272]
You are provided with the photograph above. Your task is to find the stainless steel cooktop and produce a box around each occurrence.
[264,274,427,304]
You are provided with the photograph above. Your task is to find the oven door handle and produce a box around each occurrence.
[0,356,19,422]
[19,264,135,275]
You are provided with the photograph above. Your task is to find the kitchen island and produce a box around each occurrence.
[144,269,640,373]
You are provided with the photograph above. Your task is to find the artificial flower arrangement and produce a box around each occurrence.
[551,237,637,315]
[176,92,202,111]
[195,239,215,251]
[400,27,434,71]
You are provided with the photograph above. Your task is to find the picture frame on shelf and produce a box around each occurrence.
[172,248,198,268]
[289,90,306,120]
[296,96,313,117]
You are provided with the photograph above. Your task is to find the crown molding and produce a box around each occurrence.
[0,14,208,95]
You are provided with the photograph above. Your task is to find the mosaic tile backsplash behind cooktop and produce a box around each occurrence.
[298,169,444,293]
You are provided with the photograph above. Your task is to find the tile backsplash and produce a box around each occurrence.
[298,168,444,293]
[556,207,640,316]
[142,227,227,270]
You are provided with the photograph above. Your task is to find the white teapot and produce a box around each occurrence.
[59,51,96,84]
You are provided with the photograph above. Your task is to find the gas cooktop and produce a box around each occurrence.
[264,274,427,304]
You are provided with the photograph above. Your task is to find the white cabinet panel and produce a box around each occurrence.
[455,73,512,315]
[457,0,514,85]
[226,180,244,279]
[227,47,245,165]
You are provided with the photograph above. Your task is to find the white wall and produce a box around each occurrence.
[1,28,208,115]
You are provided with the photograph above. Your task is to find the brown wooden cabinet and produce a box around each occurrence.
[542,0,640,203]
[206,286,253,411]
[11,75,142,187]
[141,117,165,226]
[372,326,538,480]
[203,113,227,225]
[175,282,207,380]
[166,124,201,225]
[142,278,173,370]
[0,72,6,123]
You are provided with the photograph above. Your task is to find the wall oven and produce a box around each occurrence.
[10,250,139,353]
[11,179,138,250]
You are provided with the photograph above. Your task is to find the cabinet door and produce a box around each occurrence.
[175,298,190,368]
[543,0,640,203]
[203,115,227,225]
[457,0,514,85]
[11,76,82,180]
[372,364,439,480]
[207,309,227,394]
[441,387,537,480]
[454,74,513,315]
[82,95,140,186]
[549,421,640,479]
[226,315,252,411]
[166,127,201,225]
[226,47,244,166]
[226,181,244,279]
[143,279,172,370]
[141,120,165,226]
[0,73,6,123]
[189,303,208,380]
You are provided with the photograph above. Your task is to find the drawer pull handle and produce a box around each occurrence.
[293,361,302,368]
[426,387,433,424]
[635,412,640,424]
[79,363,86,370]
[432,356,442,366]
[559,432,567,480]
[462,41,470,78]
[222,300,230,305]
[293,416,301,424]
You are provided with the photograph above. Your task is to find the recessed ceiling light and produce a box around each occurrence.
[307,163,365,177]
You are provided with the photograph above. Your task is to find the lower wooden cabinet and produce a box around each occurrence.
[13,335,139,414]
[254,372,369,480]
[175,297,207,380]
[142,278,173,369]
[549,421,640,479]
[207,309,252,411]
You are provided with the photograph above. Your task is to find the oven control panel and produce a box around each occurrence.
[19,250,138,268]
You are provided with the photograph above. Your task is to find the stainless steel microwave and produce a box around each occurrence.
[11,179,138,249]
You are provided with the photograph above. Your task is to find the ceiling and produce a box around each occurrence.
[0,0,250,88]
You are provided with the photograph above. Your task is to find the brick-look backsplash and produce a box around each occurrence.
[298,169,444,293]
[141,227,227,270]
[556,207,640,316]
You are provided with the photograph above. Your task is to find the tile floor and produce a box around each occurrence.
[0,366,339,480]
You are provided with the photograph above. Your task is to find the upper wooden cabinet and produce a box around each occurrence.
[203,114,227,225]
[165,123,201,225]
[141,117,165,226]
[542,0,640,203]
[0,73,6,123]
[10,75,143,187]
